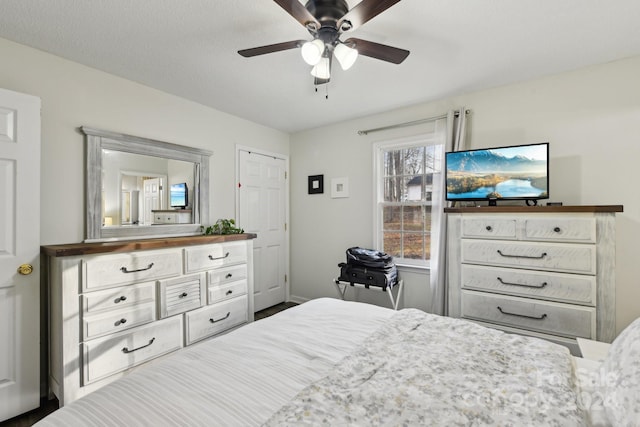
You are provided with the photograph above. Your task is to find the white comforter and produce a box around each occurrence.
[37,298,585,426]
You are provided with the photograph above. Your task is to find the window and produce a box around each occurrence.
[374,131,445,267]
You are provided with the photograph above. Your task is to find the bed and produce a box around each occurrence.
[36,298,639,426]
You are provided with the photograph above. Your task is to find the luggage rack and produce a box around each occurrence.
[333,279,404,310]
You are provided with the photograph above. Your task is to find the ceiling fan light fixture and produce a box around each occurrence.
[334,42,358,70]
[310,56,331,79]
[301,39,325,65]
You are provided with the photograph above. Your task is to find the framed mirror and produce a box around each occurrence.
[82,127,212,241]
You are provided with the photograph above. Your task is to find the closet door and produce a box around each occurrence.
[238,149,287,312]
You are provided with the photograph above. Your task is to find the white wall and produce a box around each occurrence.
[0,37,290,245]
[290,55,640,335]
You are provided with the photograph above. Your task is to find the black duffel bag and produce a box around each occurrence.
[345,247,394,269]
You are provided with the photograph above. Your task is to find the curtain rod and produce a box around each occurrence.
[357,109,469,136]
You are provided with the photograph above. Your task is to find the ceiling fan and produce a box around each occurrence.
[238,0,410,85]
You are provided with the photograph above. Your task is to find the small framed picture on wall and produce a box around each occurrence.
[308,174,324,194]
[331,176,349,198]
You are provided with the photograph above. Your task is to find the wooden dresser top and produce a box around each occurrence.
[444,205,623,214]
[41,233,257,257]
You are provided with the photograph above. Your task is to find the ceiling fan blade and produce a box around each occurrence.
[345,37,409,64]
[238,40,305,57]
[338,0,401,31]
[273,0,320,29]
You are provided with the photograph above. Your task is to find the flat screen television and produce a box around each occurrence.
[445,142,549,206]
[170,182,188,209]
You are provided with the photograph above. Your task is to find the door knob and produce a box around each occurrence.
[18,264,33,275]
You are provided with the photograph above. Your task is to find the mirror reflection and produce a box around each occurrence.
[102,150,195,227]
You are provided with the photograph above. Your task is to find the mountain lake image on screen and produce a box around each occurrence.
[445,142,549,204]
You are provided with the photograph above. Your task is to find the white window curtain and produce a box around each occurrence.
[428,108,468,315]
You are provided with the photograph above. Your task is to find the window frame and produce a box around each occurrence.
[373,132,445,269]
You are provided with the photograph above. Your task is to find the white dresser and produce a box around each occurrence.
[151,209,192,224]
[42,234,255,405]
[446,205,622,354]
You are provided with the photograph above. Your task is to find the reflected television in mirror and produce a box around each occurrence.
[170,182,188,209]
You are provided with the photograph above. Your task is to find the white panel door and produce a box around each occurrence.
[143,177,161,224]
[238,150,287,312]
[0,88,41,421]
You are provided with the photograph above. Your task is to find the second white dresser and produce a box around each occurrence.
[446,205,622,354]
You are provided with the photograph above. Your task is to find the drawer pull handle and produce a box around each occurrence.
[226,290,233,295]
[209,312,231,323]
[497,250,547,260]
[115,295,127,303]
[497,277,548,289]
[209,252,230,261]
[486,226,493,231]
[179,292,188,298]
[122,337,155,354]
[225,273,233,279]
[116,318,127,326]
[120,263,154,274]
[497,306,547,320]
[553,227,561,233]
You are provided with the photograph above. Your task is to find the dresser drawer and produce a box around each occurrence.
[158,273,205,318]
[82,315,183,385]
[461,265,596,305]
[82,282,156,314]
[524,217,596,243]
[208,264,247,286]
[184,295,248,345]
[461,217,517,239]
[461,291,595,339]
[83,249,182,291]
[82,303,156,340]
[184,241,247,273]
[154,213,176,224]
[461,239,596,274]
[208,279,247,305]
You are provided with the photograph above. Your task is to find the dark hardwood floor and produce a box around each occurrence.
[1,301,298,426]
[254,300,298,320]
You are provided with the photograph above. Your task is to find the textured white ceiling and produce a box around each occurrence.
[1,1,639,133]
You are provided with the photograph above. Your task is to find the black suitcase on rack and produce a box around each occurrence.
[338,262,398,290]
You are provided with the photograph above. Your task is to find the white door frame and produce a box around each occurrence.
[235,145,290,304]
